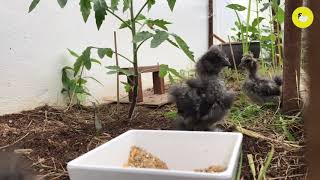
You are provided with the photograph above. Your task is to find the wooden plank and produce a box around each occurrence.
[119,65,160,75]
[104,92,170,107]
[152,71,165,94]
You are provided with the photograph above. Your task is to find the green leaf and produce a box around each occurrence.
[77,78,88,84]
[236,151,243,180]
[136,14,146,21]
[173,34,195,61]
[147,0,156,11]
[123,0,131,12]
[168,73,175,83]
[67,49,80,58]
[86,76,104,86]
[91,59,102,65]
[166,38,179,48]
[75,85,86,94]
[167,0,176,11]
[62,66,73,87]
[275,7,284,24]
[152,19,171,31]
[29,0,41,13]
[98,48,113,58]
[93,0,107,30]
[80,0,92,22]
[107,71,118,74]
[151,31,169,48]
[82,48,92,70]
[226,4,246,11]
[280,117,295,141]
[57,0,68,8]
[247,154,256,180]
[110,0,120,11]
[269,34,277,42]
[159,64,169,78]
[74,58,83,76]
[133,31,153,43]
[252,17,264,27]
[168,68,182,78]
[121,82,132,92]
[146,19,171,30]
[257,145,274,180]
[119,20,131,29]
[106,66,134,75]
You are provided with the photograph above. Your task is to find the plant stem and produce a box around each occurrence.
[235,11,245,53]
[128,0,139,119]
[114,52,134,64]
[134,1,148,21]
[136,37,152,52]
[269,3,276,71]
[105,8,132,30]
[228,36,240,83]
[245,0,252,53]
[65,65,85,112]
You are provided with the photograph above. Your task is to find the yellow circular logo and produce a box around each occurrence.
[292,7,314,29]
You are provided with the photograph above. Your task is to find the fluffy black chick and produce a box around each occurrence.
[169,46,234,131]
[239,52,282,105]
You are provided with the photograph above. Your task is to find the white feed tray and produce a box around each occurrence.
[67,130,243,180]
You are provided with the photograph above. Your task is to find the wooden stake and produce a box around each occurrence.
[228,36,240,83]
[304,0,320,178]
[208,0,213,48]
[282,0,302,114]
[114,31,120,115]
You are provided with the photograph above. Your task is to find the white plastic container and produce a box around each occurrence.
[67,130,243,180]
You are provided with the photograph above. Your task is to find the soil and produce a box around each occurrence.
[0,103,307,179]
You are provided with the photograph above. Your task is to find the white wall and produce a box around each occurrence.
[0,0,208,115]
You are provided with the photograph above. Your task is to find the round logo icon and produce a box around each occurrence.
[292,7,314,29]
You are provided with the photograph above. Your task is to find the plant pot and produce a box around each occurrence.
[219,41,260,68]
[67,130,243,180]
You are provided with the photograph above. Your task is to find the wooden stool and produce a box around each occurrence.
[119,65,165,102]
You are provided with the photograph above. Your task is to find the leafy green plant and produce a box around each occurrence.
[61,48,103,105]
[227,0,285,68]
[226,1,254,54]
[29,0,194,118]
[226,4,246,52]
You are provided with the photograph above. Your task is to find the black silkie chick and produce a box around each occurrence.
[239,52,282,105]
[0,152,35,180]
[169,46,235,131]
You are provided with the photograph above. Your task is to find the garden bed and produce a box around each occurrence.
[0,100,307,179]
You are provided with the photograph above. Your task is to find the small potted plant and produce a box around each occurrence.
[222,2,261,68]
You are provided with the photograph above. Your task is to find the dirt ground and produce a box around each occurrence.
[0,103,307,179]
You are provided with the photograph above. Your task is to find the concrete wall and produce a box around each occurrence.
[0,0,209,115]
